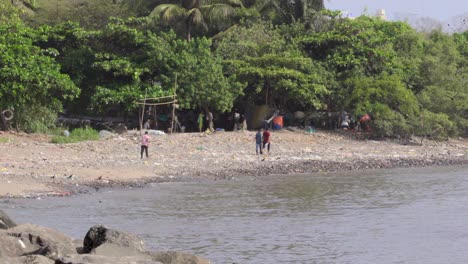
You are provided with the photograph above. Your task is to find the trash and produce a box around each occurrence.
[147,130,165,136]
[63,130,70,137]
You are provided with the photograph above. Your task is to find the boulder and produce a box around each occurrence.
[56,254,163,264]
[73,239,84,254]
[114,123,128,134]
[99,130,114,139]
[148,251,210,264]
[0,255,54,264]
[83,225,146,254]
[0,232,27,258]
[6,224,76,259]
[0,209,17,229]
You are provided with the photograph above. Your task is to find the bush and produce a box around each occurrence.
[51,127,99,143]
[14,105,58,133]
[412,110,456,140]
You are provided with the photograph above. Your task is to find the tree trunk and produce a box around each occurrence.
[187,22,192,41]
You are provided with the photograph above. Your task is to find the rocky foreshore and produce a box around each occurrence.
[0,210,210,264]
[0,130,467,198]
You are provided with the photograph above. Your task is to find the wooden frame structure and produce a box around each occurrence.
[137,75,178,134]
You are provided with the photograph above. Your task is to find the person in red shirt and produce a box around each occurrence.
[140,131,150,158]
[263,128,271,153]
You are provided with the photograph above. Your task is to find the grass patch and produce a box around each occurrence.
[51,127,99,144]
[0,137,9,143]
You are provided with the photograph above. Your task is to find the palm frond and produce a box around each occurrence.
[150,4,186,22]
[187,8,206,27]
[201,4,236,23]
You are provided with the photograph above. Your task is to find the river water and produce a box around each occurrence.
[2,166,468,263]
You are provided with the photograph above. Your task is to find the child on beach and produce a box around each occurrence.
[263,128,271,153]
[141,131,150,158]
[255,128,263,155]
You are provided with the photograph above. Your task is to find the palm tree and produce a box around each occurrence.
[257,0,325,24]
[151,0,243,41]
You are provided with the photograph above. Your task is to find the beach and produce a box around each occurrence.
[0,130,467,198]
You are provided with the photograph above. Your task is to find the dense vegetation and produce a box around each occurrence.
[1,0,467,138]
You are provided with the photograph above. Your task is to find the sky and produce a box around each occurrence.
[326,0,467,21]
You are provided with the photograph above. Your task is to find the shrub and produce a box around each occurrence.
[51,127,99,143]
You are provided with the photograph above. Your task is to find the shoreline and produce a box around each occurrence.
[1,130,467,199]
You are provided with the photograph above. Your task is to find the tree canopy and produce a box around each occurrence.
[0,0,466,137]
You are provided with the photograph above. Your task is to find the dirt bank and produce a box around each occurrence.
[0,130,467,198]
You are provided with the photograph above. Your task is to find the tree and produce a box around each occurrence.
[256,0,325,24]
[0,23,79,132]
[216,23,328,110]
[150,0,243,41]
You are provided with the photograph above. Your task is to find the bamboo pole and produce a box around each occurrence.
[171,73,178,134]
[136,100,178,106]
[140,88,148,136]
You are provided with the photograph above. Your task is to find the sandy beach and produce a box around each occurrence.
[0,130,467,198]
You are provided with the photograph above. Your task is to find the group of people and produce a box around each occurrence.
[197,111,214,133]
[255,128,271,155]
[140,128,272,159]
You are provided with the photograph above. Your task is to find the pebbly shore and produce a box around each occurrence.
[0,130,467,198]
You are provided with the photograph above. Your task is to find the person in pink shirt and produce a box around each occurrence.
[141,131,150,158]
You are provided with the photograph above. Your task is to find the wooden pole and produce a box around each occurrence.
[140,87,148,136]
[171,73,178,134]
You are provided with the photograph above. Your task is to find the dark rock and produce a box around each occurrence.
[0,255,54,264]
[5,224,76,259]
[0,209,17,229]
[148,251,210,264]
[56,254,162,264]
[83,225,146,254]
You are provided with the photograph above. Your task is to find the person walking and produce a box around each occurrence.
[140,131,150,158]
[255,128,263,155]
[263,128,271,153]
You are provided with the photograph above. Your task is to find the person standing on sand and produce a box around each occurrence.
[141,131,150,159]
[207,110,214,132]
[255,128,263,155]
[263,128,271,153]
[197,112,204,132]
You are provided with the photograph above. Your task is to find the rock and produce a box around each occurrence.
[149,251,210,264]
[56,254,162,264]
[0,232,26,258]
[93,243,149,258]
[0,209,17,229]
[99,130,114,139]
[0,255,54,264]
[5,224,76,259]
[73,239,84,254]
[114,123,128,134]
[83,225,146,254]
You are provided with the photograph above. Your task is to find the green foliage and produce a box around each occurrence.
[50,127,99,144]
[0,23,79,132]
[3,1,466,138]
[344,74,419,137]
[150,0,242,41]
[411,110,456,140]
[25,0,129,29]
[216,23,328,109]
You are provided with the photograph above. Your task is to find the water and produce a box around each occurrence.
[2,166,468,264]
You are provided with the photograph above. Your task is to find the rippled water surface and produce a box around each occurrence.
[3,166,468,263]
